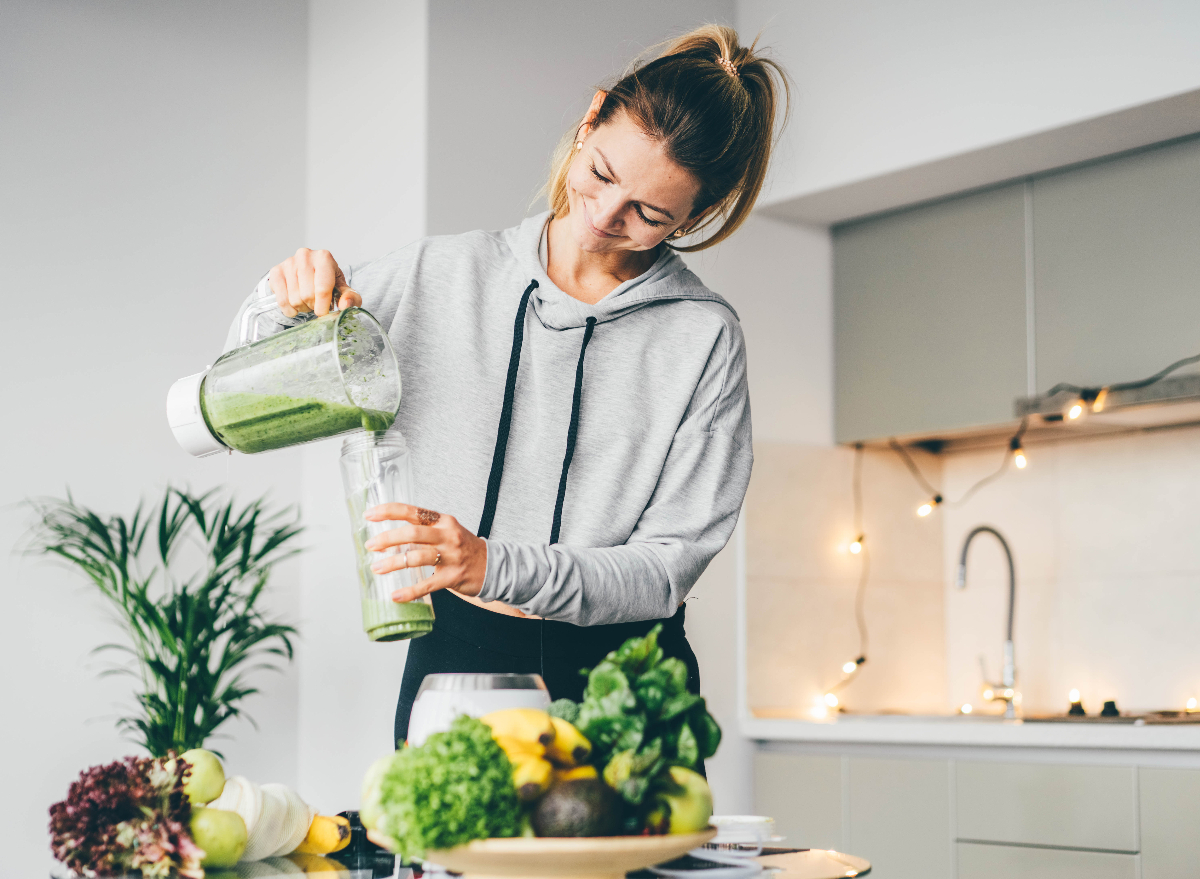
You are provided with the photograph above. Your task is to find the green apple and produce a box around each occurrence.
[360,753,394,831]
[661,766,713,834]
[179,748,225,804]
[189,806,247,867]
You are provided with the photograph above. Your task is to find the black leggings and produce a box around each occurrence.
[394,590,700,747]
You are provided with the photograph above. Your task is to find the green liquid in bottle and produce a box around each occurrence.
[203,392,395,453]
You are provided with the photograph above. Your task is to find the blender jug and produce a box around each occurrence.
[340,431,435,641]
[167,276,401,456]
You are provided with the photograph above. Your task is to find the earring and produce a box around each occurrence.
[575,141,583,150]
[669,227,687,240]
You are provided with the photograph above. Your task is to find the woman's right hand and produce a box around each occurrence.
[268,247,363,317]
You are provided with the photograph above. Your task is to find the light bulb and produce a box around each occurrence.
[982,688,994,701]
[849,539,862,555]
[960,703,973,714]
[1188,697,1197,712]
[917,502,934,517]
[1067,401,1084,420]
[1069,689,1081,703]
[843,661,858,675]
[809,698,829,720]
[1014,450,1027,469]
[824,693,840,708]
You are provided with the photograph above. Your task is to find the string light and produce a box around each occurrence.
[1069,688,1080,703]
[810,446,870,718]
[1066,399,1085,420]
[1188,697,1197,713]
[960,703,973,714]
[1011,436,1027,469]
[891,419,1027,519]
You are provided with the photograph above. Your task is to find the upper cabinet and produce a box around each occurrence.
[833,184,1027,443]
[832,134,1200,444]
[1032,137,1200,394]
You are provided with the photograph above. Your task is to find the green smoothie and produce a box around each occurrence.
[360,598,435,642]
[202,392,395,453]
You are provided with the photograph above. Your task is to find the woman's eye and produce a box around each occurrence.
[589,164,611,184]
[635,206,666,228]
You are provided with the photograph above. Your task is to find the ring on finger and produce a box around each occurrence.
[401,550,408,568]
[434,551,442,566]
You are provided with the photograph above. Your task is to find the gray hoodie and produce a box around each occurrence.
[233,212,752,626]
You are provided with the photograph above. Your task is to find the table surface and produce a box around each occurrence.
[52,847,873,879]
[758,850,871,878]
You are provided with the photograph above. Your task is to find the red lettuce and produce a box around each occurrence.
[49,755,203,878]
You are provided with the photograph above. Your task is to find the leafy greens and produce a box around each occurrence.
[566,624,721,832]
[376,715,522,859]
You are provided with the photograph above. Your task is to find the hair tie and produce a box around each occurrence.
[717,55,739,78]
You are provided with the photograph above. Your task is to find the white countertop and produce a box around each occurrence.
[743,714,1200,752]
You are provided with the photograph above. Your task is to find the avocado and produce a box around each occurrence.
[531,779,622,837]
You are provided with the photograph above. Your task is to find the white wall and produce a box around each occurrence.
[0,2,309,876]
[738,0,1200,204]
[298,0,429,811]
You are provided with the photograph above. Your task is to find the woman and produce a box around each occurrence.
[245,25,788,745]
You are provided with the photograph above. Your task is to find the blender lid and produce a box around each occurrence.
[167,371,227,458]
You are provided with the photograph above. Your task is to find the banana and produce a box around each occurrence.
[552,764,598,784]
[480,708,555,746]
[285,852,348,873]
[545,717,592,767]
[293,815,351,855]
[495,735,546,762]
[511,756,554,802]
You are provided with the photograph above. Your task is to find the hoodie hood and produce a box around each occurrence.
[505,211,738,330]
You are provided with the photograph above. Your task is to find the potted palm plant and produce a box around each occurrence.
[27,487,302,757]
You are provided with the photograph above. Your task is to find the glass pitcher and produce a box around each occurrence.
[168,277,401,457]
[340,431,435,642]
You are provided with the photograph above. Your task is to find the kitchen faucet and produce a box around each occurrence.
[956,525,1018,719]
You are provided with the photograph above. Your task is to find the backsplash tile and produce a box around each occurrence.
[747,426,1200,719]
[943,425,1200,715]
[745,442,945,716]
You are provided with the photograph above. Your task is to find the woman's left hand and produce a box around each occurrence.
[363,504,487,601]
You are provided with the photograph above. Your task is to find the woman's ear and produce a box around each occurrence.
[582,90,607,128]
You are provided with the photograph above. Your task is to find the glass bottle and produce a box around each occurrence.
[340,431,435,641]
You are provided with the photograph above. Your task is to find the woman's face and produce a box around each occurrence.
[565,109,702,255]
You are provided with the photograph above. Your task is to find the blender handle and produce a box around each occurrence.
[237,274,342,347]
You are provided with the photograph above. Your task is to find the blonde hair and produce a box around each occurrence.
[546,24,790,252]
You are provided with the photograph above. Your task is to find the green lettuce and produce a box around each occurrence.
[377,715,521,860]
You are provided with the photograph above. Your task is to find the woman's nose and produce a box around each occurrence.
[590,193,624,232]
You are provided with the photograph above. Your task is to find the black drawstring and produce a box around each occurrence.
[479,280,596,545]
[477,281,594,682]
[550,316,596,544]
[477,280,537,539]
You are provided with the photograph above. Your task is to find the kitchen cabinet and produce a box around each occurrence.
[847,757,951,879]
[956,842,1137,879]
[755,748,1200,877]
[753,752,842,850]
[833,183,1027,443]
[955,761,1138,852]
[1032,135,1200,394]
[1139,766,1200,879]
